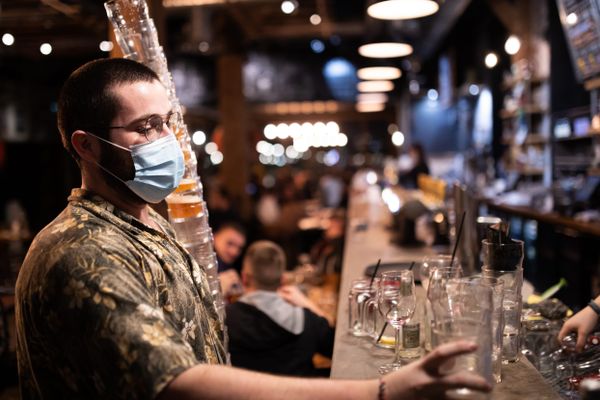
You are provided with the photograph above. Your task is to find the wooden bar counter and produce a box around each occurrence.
[330,183,561,399]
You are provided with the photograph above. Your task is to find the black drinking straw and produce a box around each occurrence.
[450,211,466,266]
[376,261,415,343]
[369,259,382,290]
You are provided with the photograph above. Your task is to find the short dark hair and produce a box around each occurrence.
[244,241,286,291]
[57,58,160,162]
[215,220,246,238]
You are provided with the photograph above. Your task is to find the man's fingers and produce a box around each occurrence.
[576,330,587,352]
[421,341,478,372]
[557,325,570,342]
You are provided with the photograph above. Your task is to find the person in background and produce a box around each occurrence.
[15,57,490,400]
[206,180,240,232]
[398,142,430,189]
[558,295,600,352]
[226,241,334,376]
[213,221,247,298]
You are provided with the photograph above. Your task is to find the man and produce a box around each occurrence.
[226,240,334,376]
[213,221,246,298]
[213,221,246,273]
[15,58,490,400]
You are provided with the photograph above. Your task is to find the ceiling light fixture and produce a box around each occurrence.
[356,102,386,113]
[357,66,402,80]
[357,80,394,92]
[357,93,389,103]
[367,0,439,20]
[358,42,413,58]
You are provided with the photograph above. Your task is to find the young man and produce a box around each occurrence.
[226,240,334,376]
[213,221,246,297]
[15,58,490,400]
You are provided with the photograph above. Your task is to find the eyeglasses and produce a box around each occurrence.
[108,111,181,142]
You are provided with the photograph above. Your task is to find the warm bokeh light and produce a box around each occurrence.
[2,33,15,46]
[40,43,52,55]
[504,35,521,55]
[484,52,498,68]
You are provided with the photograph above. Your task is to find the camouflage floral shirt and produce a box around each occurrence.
[15,189,226,400]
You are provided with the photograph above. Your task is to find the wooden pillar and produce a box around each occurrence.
[486,0,549,77]
[217,53,250,219]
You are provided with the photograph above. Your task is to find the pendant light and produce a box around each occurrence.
[367,0,439,20]
[357,66,402,80]
[357,80,394,92]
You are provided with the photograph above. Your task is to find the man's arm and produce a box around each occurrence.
[158,341,491,400]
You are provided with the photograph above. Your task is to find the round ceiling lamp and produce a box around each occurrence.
[357,93,389,103]
[356,102,386,113]
[358,42,413,58]
[357,80,394,92]
[367,0,439,20]
[357,66,402,80]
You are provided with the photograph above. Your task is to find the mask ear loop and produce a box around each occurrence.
[84,132,133,185]
[85,131,131,152]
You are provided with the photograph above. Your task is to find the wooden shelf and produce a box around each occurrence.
[501,76,548,90]
[499,105,548,119]
[555,132,600,142]
[505,166,544,176]
[524,134,549,145]
[502,134,549,146]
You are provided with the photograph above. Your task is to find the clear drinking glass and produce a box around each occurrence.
[419,254,461,293]
[433,316,493,400]
[420,255,462,351]
[448,276,505,383]
[481,268,523,363]
[348,279,377,337]
[378,270,416,374]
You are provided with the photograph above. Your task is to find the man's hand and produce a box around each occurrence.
[385,341,492,400]
[218,269,242,297]
[277,285,311,308]
[558,305,598,352]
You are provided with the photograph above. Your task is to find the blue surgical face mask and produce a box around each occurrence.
[86,132,185,203]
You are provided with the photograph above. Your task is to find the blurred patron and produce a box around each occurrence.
[226,241,334,376]
[398,143,430,189]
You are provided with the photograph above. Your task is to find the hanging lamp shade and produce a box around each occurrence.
[358,42,413,58]
[357,66,402,80]
[357,80,394,92]
[367,0,439,20]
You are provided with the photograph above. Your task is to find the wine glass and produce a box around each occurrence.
[378,270,416,374]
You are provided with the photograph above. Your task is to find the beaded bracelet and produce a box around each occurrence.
[378,377,386,400]
[589,300,600,317]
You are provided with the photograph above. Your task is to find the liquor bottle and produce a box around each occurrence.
[399,302,423,360]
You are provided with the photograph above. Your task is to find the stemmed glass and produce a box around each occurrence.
[378,270,416,374]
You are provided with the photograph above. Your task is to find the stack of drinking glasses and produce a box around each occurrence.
[481,237,524,365]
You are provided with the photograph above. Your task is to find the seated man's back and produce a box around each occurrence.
[225,241,334,376]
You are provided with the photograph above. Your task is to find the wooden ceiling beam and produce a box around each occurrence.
[254,21,364,40]
[415,0,472,61]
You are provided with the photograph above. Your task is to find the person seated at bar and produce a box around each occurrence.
[226,240,334,377]
[398,142,430,189]
[213,220,246,298]
[15,57,490,400]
